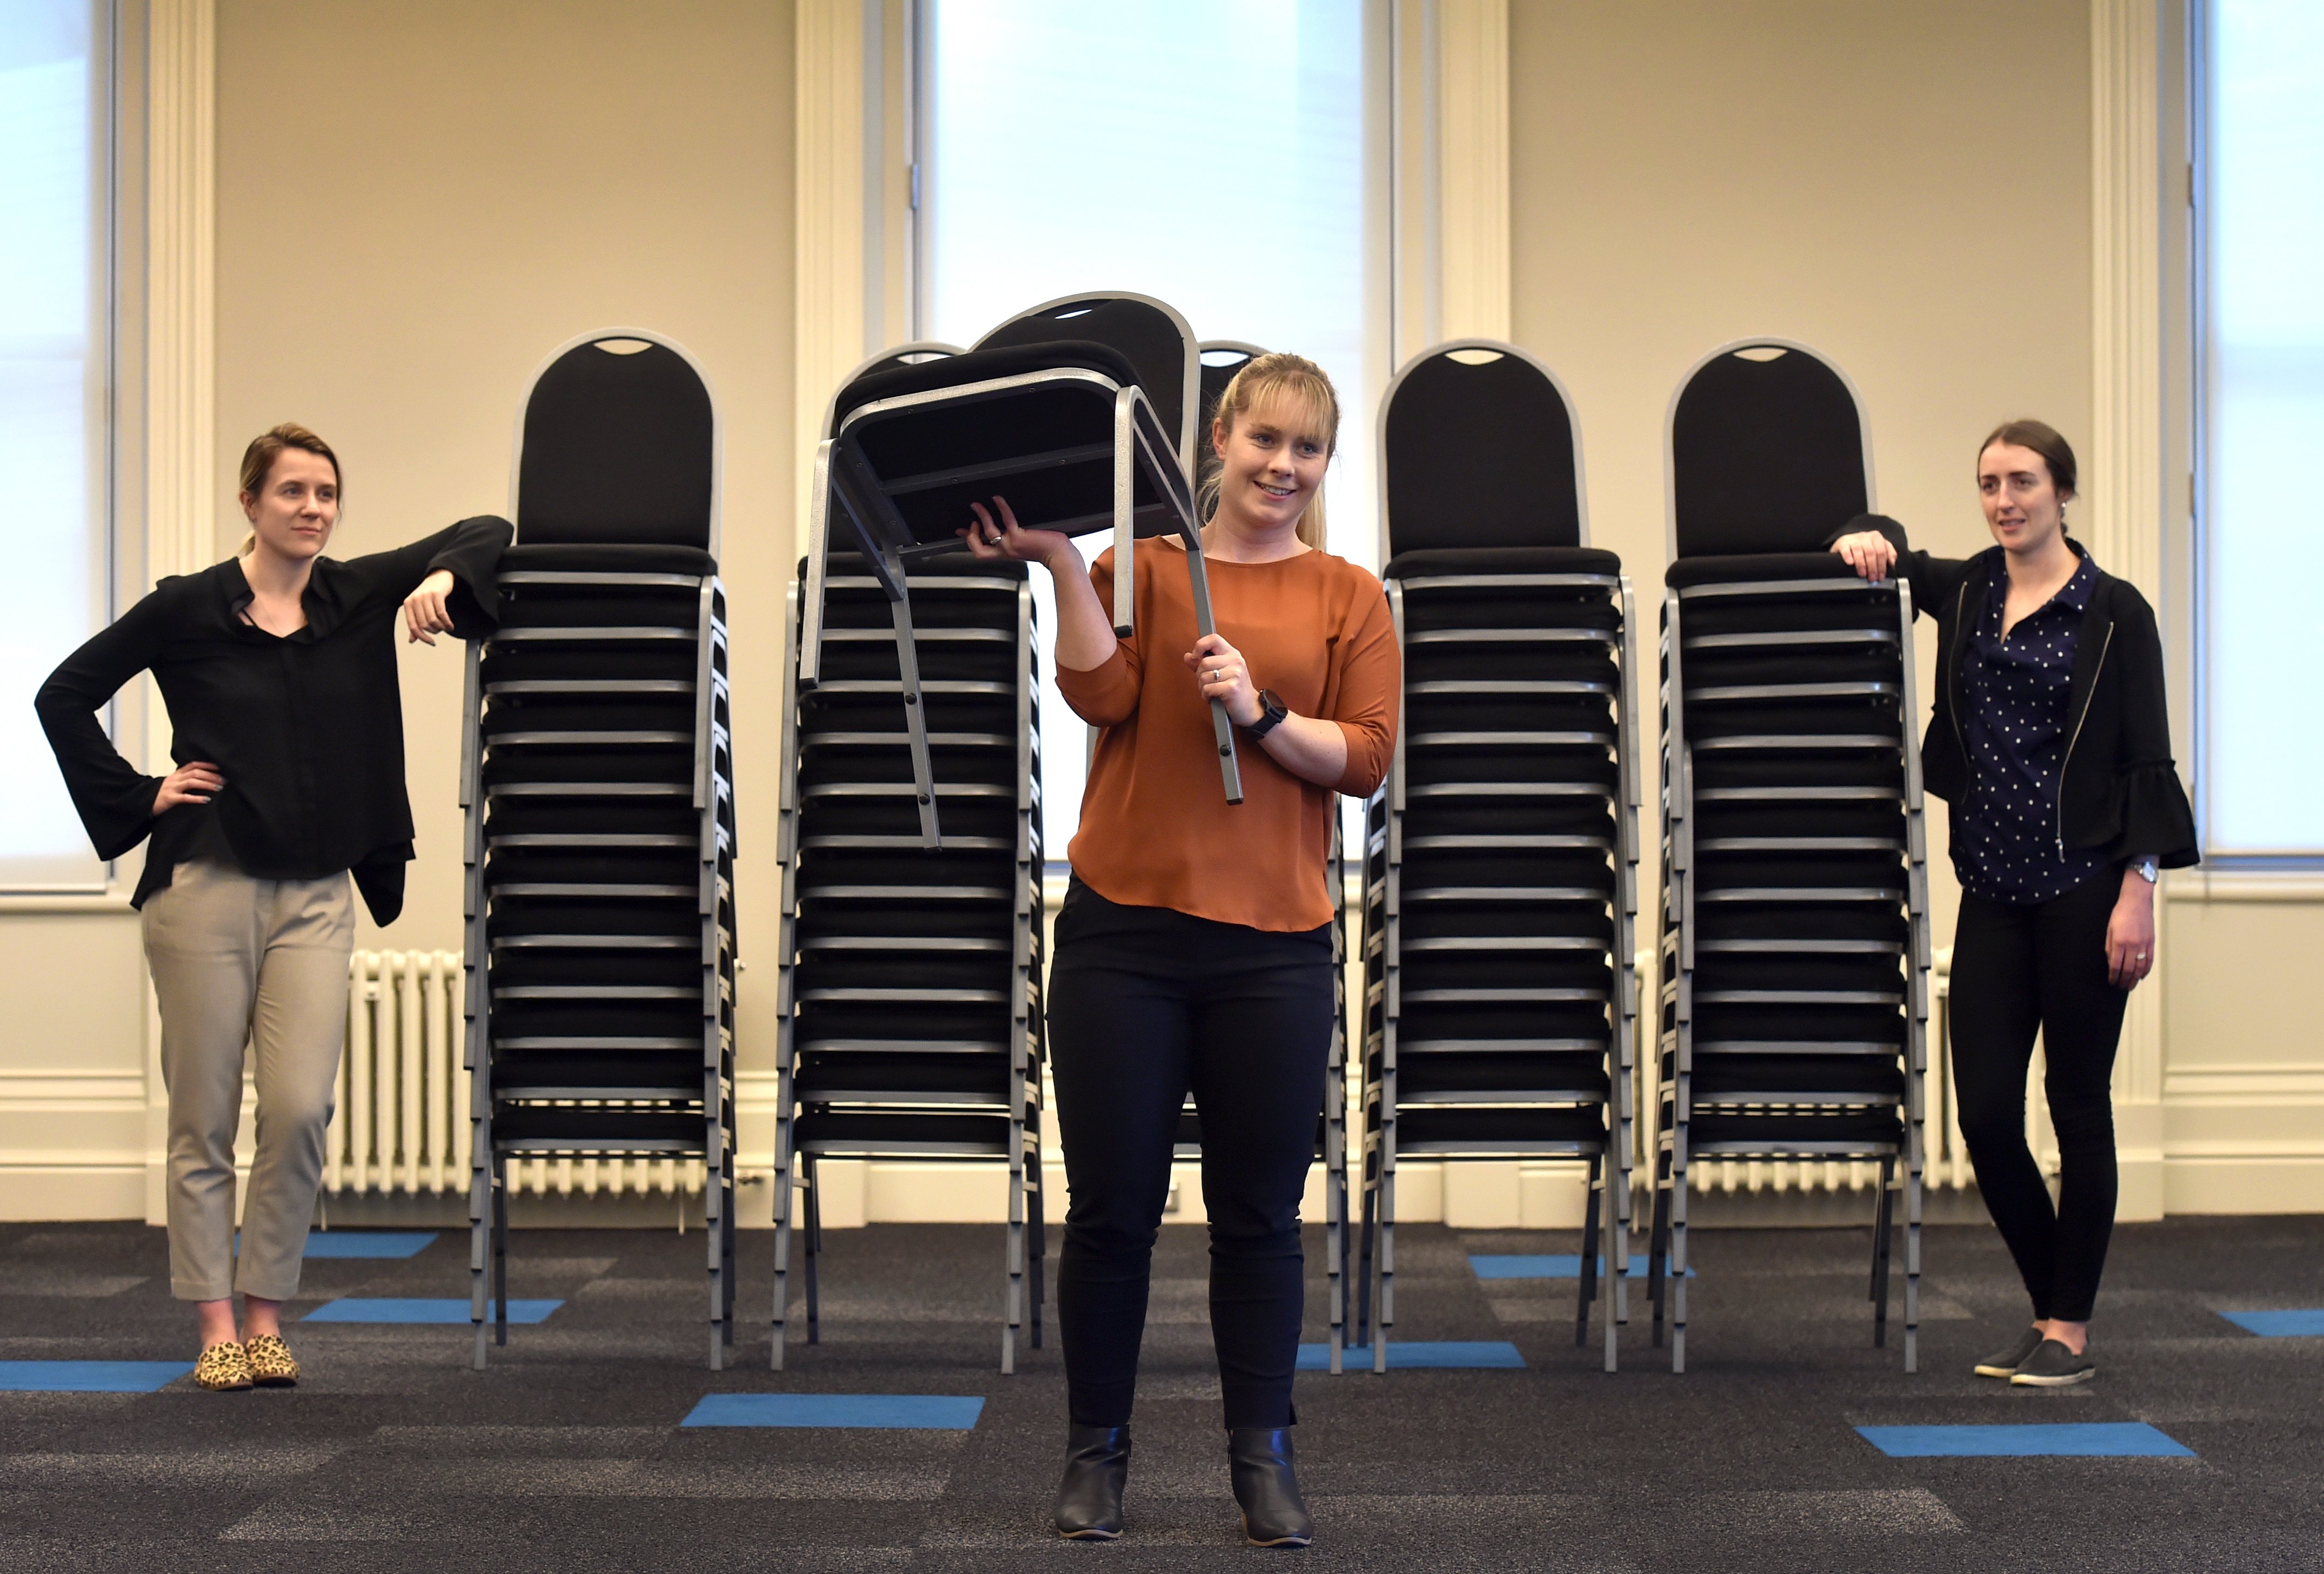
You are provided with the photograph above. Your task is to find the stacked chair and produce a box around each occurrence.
[773,294,1217,1372]
[771,551,1045,1372]
[463,330,737,1369]
[1649,338,1931,1373]
[1357,342,1641,1374]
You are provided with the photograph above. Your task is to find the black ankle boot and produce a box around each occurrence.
[1052,1424,1131,1539]
[1227,1426,1313,1548]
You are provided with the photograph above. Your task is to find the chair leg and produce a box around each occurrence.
[1354,1175,1375,1351]
[1575,1152,1602,1348]
[492,1155,509,1348]
[1872,1155,1895,1349]
[1028,1165,1046,1351]
[1647,1171,1670,1348]
[804,1153,822,1346]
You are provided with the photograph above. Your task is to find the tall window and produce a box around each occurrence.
[920,0,1377,850]
[0,1,108,889]
[2201,0,2324,855]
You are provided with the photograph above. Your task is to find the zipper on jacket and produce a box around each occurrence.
[1948,581,1969,764]
[2056,622,2114,855]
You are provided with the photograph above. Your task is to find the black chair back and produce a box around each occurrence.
[516,334,716,551]
[977,293,1198,470]
[1381,343,1585,558]
[1669,342,1868,559]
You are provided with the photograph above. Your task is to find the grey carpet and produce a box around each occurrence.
[2,1214,2320,1572]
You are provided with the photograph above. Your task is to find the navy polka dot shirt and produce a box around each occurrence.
[1957,545,2108,905]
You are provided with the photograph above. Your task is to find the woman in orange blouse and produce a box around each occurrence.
[961,354,1398,1548]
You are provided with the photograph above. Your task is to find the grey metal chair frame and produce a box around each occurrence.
[464,328,738,1370]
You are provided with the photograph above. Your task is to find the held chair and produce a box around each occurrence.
[798,295,1241,852]
[1649,339,1931,1373]
[463,330,738,1369]
[1355,342,1642,1375]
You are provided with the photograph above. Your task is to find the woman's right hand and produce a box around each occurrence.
[959,497,1075,573]
[153,761,224,816]
[1831,530,1898,583]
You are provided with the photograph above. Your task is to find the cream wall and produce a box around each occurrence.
[0,0,797,1220]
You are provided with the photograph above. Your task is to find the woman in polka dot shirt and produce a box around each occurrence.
[1832,420,2197,1390]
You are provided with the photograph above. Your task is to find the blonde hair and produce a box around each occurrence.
[237,422,340,554]
[1197,352,1339,551]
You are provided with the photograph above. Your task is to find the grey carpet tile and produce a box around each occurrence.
[1,1272,150,1297]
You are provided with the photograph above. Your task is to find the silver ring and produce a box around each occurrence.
[2135,953,2148,962]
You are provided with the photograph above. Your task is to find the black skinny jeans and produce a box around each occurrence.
[1046,879,1334,1430]
[1949,872,2129,1324]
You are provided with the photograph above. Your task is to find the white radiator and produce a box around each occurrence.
[328,950,697,1200]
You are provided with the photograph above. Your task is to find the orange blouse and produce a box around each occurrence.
[1054,541,1400,932]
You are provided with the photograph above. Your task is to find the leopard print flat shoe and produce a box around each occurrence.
[193,1340,253,1391]
[242,1333,299,1387]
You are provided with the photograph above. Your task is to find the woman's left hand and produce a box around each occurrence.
[2106,871,2158,990]
[403,570,457,645]
[1186,632,1263,728]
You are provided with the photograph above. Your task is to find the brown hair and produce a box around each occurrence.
[1978,418,2077,497]
[1198,352,1340,551]
[237,423,340,553]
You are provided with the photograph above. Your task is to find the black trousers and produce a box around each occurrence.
[1046,879,1334,1430]
[1949,872,2129,1323]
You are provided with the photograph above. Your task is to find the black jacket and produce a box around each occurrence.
[36,517,511,923]
[1852,515,2198,870]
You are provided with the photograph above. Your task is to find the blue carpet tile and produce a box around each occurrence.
[1470,1253,1686,1279]
[1297,1340,1526,1369]
[0,1360,193,1392]
[299,1230,439,1259]
[682,1393,985,1429]
[302,1297,561,1324]
[2219,1309,2324,1336]
[1858,1423,2195,1458]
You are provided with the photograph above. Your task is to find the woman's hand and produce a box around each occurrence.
[153,761,224,817]
[959,497,1075,572]
[403,570,457,645]
[1186,632,1263,727]
[1831,530,1898,583]
[2106,868,2158,990]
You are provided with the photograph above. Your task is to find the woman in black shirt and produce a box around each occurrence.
[1831,420,2196,1388]
[36,423,509,1390]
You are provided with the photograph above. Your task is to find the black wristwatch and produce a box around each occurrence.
[1245,689,1289,741]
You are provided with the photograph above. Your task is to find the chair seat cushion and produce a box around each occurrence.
[502,542,718,575]
[832,341,1140,430]
[1387,546,1621,579]
[1665,552,1864,589]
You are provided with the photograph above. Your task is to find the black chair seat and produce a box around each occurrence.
[500,541,718,575]
[1678,1110,1902,1150]
[1686,1053,1904,1101]
[1386,545,1621,579]
[492,1107,707,1151]
[1393,1107,1606,1150]
[794,1111,1011,1155]
[1685,1004,1906,1045]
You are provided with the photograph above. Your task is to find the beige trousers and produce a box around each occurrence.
[141,859,355,1302]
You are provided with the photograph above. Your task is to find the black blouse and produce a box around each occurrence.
[1956,546,2110,903]
[35,517,511,924]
